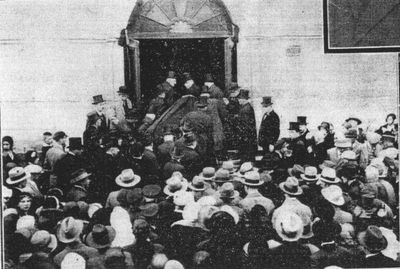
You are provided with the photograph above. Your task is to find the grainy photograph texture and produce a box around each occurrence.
[0,0,399,269]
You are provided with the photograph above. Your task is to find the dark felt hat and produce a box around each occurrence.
[92,95,105,105]
[86,224,116,249]
[261,96,273,106]
[68,137,83,150]
[345,117,362,125]
[297,116,307,125]
[139,203,159,218]
[117,86,129,95]
[204,73,214,82]
[288,122,300,131]
[237,89,250,100]
[142,184,161,198]
[70,169,91,184]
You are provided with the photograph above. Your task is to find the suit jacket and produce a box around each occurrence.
[269,242,311,269]
[361,252,400,268]
[237,102,257,155]
[311,242,363,269]
[258,110,280,150]
[180,145,203,180]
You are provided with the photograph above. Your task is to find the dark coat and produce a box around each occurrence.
[83,125,102,152]
[53,152,86,191]
[181,110,214,152]
[258,110,280,150]
[205,99,226,151]
[147,97,167,118]
[203,84,224,99]
[66,185,88,202]
[269,242,311,269]
[157,81,176,107]
[310,242,364,269]
[237,103,257,159]
[163,160,186,180]
[289,138,308,166]
[180,145,203,180]
[157,141,175,168]
[361,253,400,268]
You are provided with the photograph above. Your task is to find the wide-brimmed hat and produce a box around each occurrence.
[213,169,231,183]
[164,174,188,196]
[31,230,58,252]
[358,226,388,253]
[321,185,345,206]
[173,191,194,210]
[261,96,273,107]
[345,117,362,125]
[242,171,264,187]
[274,211,303,242]
[297,116,307,125]
[6,167,29,185]
[92,95,105,105]
[24,164,43,175]
[319,160,336,171]
[318,121,331,131]
[222,161,235,174]
[239,162,254,175]
[86,224,116,249]
[69,137,83,151]
[318,167,340,184]
[117,86,129,94]
[57,217,84,243]
[143,184,161,199]
[189,176,206,191]
[139,203,159,218]
[279,177,303,196]
[199,167,216,181]
[300,166,318,181]
[115,169,141,188]
[70,169,92,184]
[335,139,352,148]
[219,182,239,199]
[341,150,357,161]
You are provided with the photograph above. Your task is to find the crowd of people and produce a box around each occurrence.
[2,72,400,269]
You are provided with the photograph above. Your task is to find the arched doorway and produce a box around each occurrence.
[118,0,239,105]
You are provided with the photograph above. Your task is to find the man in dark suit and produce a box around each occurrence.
[237,89,257,161]
[258,96,280,153]
[202,73,224,99]
[287,122,308,166]
[179,133,203,180]
[358,225,400,268]
[162,145,186,180]
[183,72,201,98]
[155,71,177,108]
[54,137,85,192]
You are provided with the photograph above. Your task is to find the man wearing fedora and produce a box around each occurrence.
[237,89,257,161]
[66,169,92,202]
[53,217,99,266]
[327,138,352,165]
[239,171,275,216]
[156,70,177,108]
[202,73,224,99]
[105,168,141,208]
[182,72,201,97]
[358,225,400,268]
[258,96,280,153]
[54,137,85,192]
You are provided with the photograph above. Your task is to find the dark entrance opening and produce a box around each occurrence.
[139,38,225,104]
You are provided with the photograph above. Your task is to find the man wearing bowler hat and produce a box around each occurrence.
[54,137,85,192]
[258,96,280,153]
[202,73,224,99]
[156,71,177,108]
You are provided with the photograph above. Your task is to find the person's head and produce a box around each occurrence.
[118,86,129,101]
[183,72,194,89]
[150,253,169,269]
[166,71,177,86]
[385,113,396,125]
[346,117,361,128]
[71,169,92,189]
[132,219,150,240]
[158,91,166,99]
[2,136,14,151]
[261,96,273,112]
[18,192,33,213]
[68,137,83,156]
[53,131,68,146]
[43,132,53,145]
[297,116,308,132]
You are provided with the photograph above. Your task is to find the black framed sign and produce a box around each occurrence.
[324,0,400,53]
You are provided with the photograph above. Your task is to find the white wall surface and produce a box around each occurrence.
[1,0,398,151]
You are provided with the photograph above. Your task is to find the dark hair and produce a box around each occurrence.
[53,131,67,142]
[386,113,396,122]
[43,132,52,136]
[2,136,14,149]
